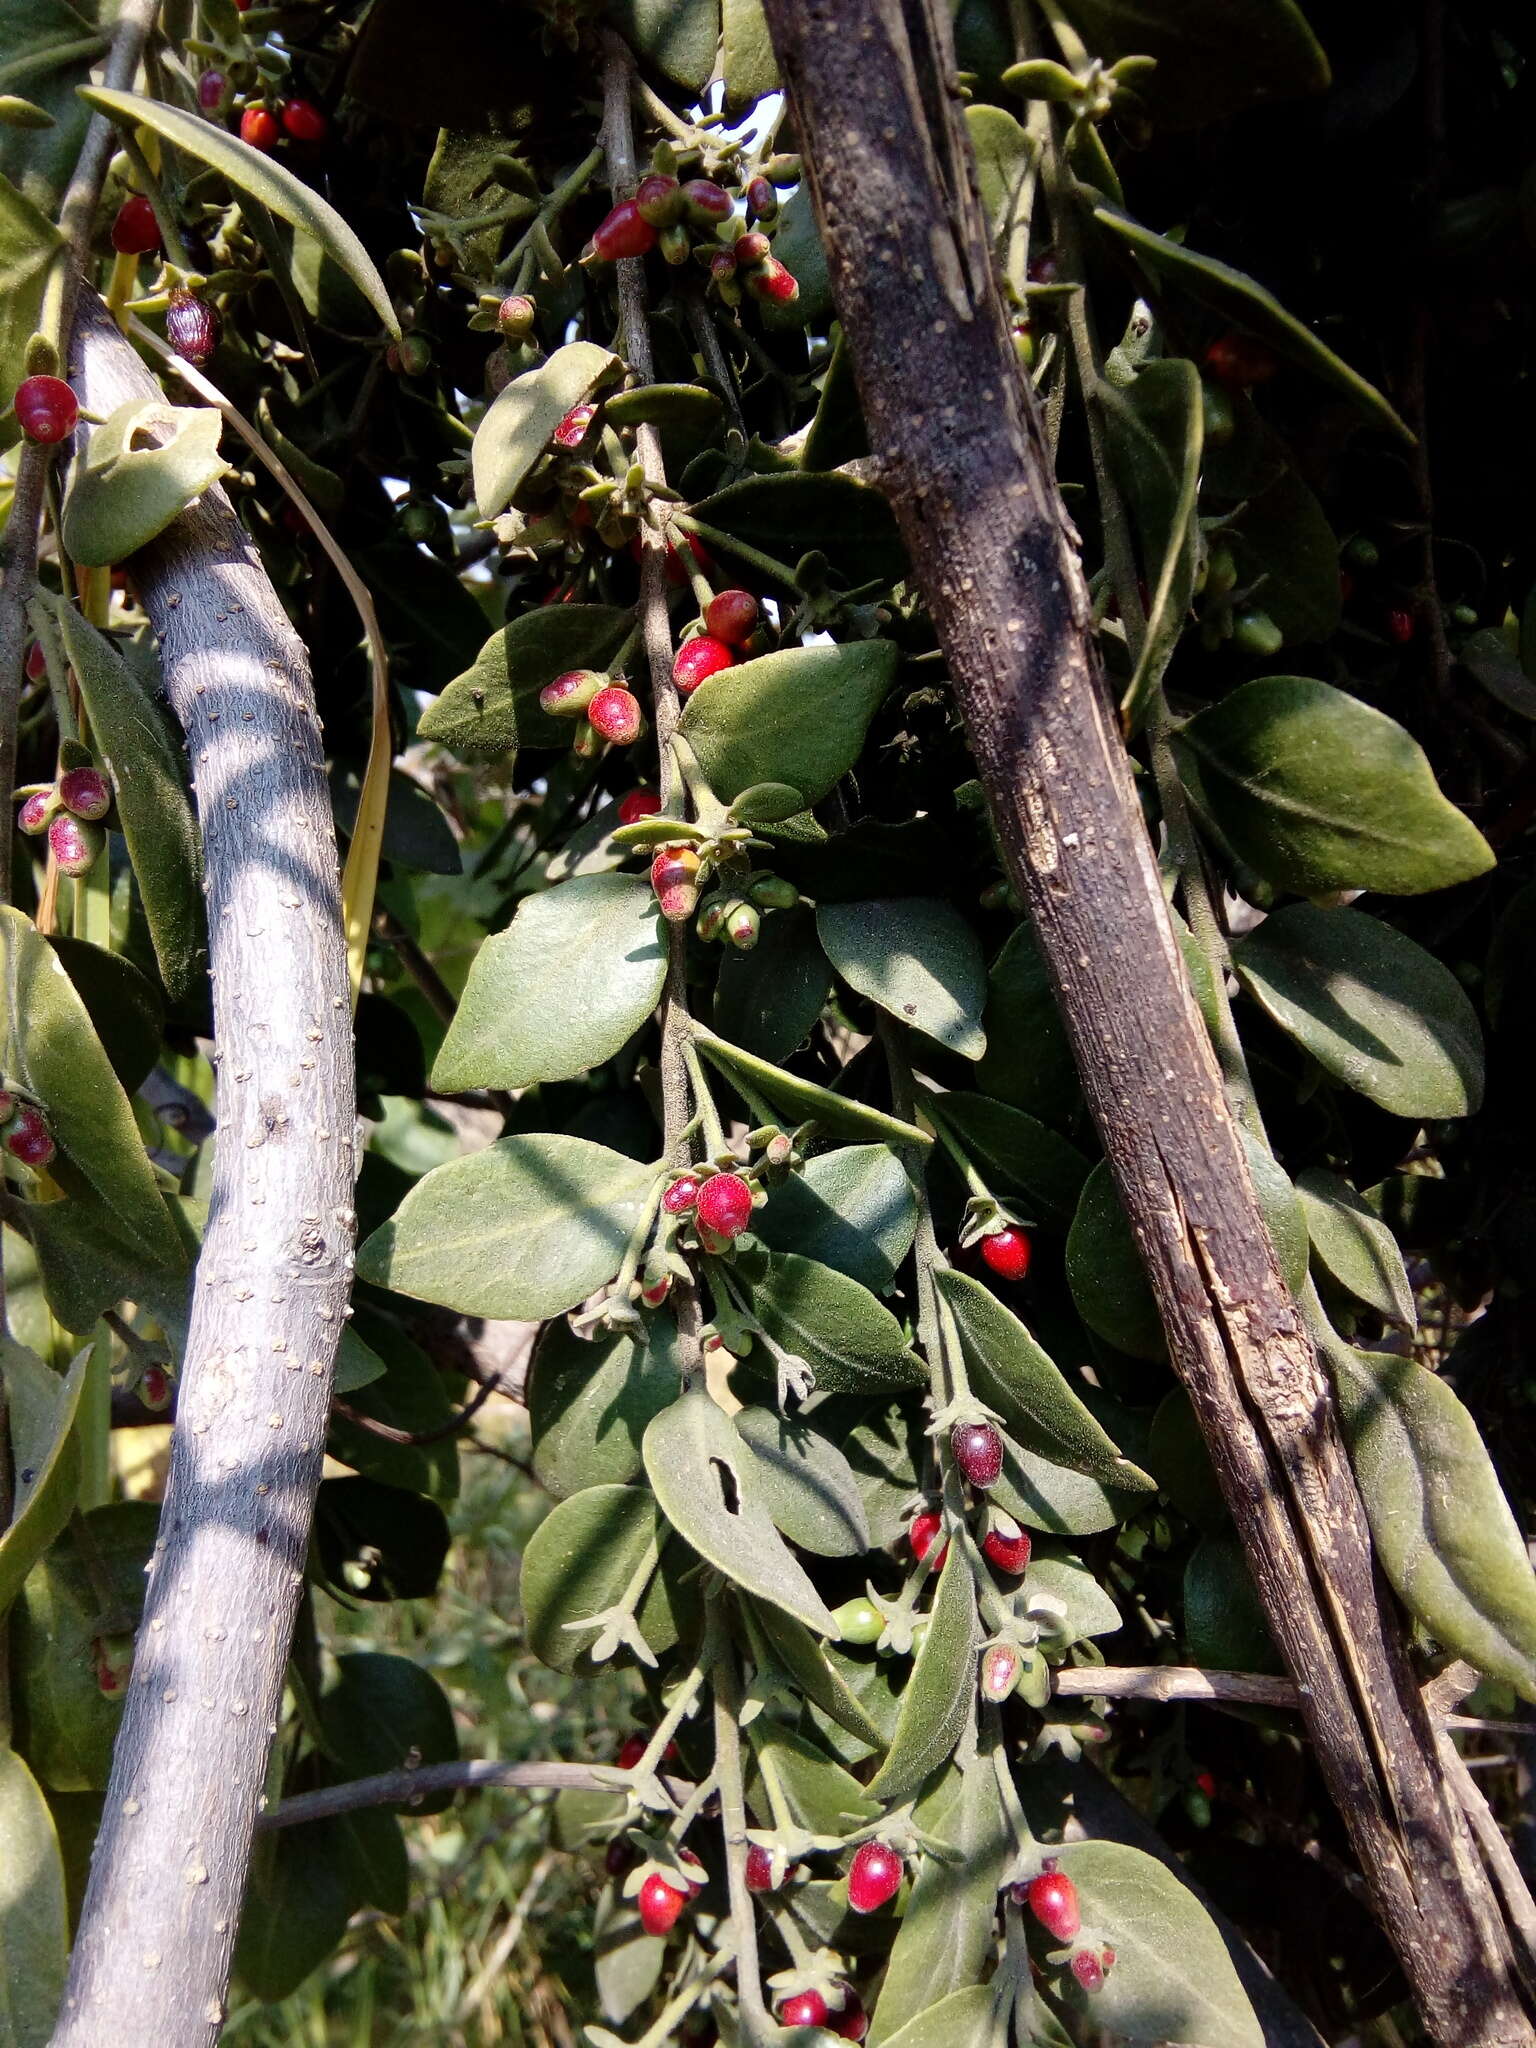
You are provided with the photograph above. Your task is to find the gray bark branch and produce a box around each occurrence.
[760,3,1532,2041]
[50,297,356,2048]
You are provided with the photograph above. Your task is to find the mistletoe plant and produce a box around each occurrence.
[3,0,1536,2045]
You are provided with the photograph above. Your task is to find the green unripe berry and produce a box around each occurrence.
[833,1597,884,1645]
[1231,606,1283,657]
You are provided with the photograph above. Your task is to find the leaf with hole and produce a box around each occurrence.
[752,1251,927,1398]
[433,874,664,1093]
[1330,1346,1536,1698]
[817,898,987,1058]
[82,88,398,338]
[1177,677,1493,895]
[355,1134,656,1318]
[935,1268,1155,1489]
[472,341,620,517]
[1233,905,1484,1119]
[61,397,228,568]
[867,1547,981,1802]
[643,1391,838,1635]
[37,596,204,1002]
[679,639,898,810]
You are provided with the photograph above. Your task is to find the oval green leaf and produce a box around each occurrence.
[0,1340,87,1620]
[747,1599,888,1752]
[528,1319,681,1500]
[867,1548,980,1802]
[0,1747,69,2048]
[678,639,898,808]
[752,1251,927,1398]
[520,1482,668,1673]
[690,471,904,589]
[712,905,832,1063]
[817,897,987,1058]
[734,1405,871,1557]
[417,603,636,760]
[922,1089,1089,1224]
[1296,1167,1415,1326]
[472,340,620,517]
[753,1143,917,1294]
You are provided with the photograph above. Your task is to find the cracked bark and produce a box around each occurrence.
[761,2,1533,2041]
[49,297,355,2048]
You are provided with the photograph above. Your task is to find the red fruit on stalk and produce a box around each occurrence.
[778,1991,829,2029]
[139,1364,172,1411]
[590,199,657,262]
[703,589,758,645]
[672,635,736,695]
[1387,605,1416,645]
[48,811,104,877]
[734,230,771,267]
[552,401,597,448]
[605,1836,635,1877]
[662,1173,702,1215]
[496,294,536,341]
[539,669,605,718]
[981,1643,1022,1701]
[1027,1866,1081,1942]
[18,790,52,835]
[13,375,78,445]
[908,1510,948,1570]
[980,1226,1032,1281]
[58,766,112,820]
[637,1872,687,1936]
[635,173,682,227]
[678,1848,706,1893]
[952,1420,1004,1489]
[166,288,220,365]
[198,69,227,110]
[1071,1950,1104,1993]
[617,787,663,825]
[744,1843,776,1892]
[4,1104,55,1169]
[111,195,161,256]
[745,175,778,222]
[587,685,643,745]
[24,640,47,683]
[847,1840,903,1915]
[695,1172,753,1240]
[281,97,327,143]
[747,258,799,304]
[651,845,701,923]
[680,178,732,228]
[982,1512,1032,1576]
[616,1734,646,1769]
[239,104,280,151]
[832,1993,869,2041]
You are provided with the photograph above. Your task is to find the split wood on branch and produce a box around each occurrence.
[50,295,356,2048]
[760,4,1533,2043]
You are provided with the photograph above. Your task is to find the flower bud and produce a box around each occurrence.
[748,874,797,910]
[48,811,104,877]
[724,900,760,950]
[635,173,682,227]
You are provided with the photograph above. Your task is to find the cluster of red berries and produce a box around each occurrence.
[586,166,800,309]
[1016,1864,1115,1994]
[660,1168,755,1249]
[17,763,113,878]
[672,587,759,696]
[0,1088,56,1171]
[908,1498,1030,1577]
[538,668,645,752]
[237,97,327,153]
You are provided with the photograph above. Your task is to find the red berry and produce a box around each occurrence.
[281,97,327,143]
[672,635,737,695]
[908,1510,949,1570]
[606,1836,635,1876]
[703,590,758,645]
[1027,1867,1080,1942]
[680,179,732,227]
[952,1420,1003,1490]
[540,669,605,718]
[239,105,280,151]
[617,1734,647,1769]
[1071,1950,1103,1993]
[197,69,227,110]
[662,1173,702,1215]
[48,811,104,877]
[13,375,78,445]
[24,640,47,683]
[651,845,701,923]
[1194,1769,1217,1798]
[746,175,778,222]
[747,258,799,305]
[497,294,536,340]
[18,790,52,835]
[640,1274,672,1306]
[982,1512,1032,1576]
[637,1871,687,1937]
[591,199,658,263]
[4,1104,55,1169]
[695,1171,753,1240]
[678,1848,706,1893]
[832,1994,869,2041]
[1101,1946,1116,1972]
[617,787,663,826]
[734,230,772,267]
[165,289,220,365]
[980,1226,1032,1282]
[779,1991,829,2029]
[1387,605,1416,645]
[1203,332,1277,389]
[981,1642,1022,1700]
[635,173,682,227]
[552,401,597,449]
[588,685,643,745]
[58,765,112,821]
[710,250,737,284]
[139,1363,172,1411]
[111,194,161,256]
[847,1840,903,1915]
[744,1843,776,1892]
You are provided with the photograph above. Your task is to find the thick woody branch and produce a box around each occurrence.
[761,4,1531,2042]
[51,298,356,2048]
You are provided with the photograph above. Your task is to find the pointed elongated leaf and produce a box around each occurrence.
[935,1268,1153,1489]
[355,1134,656,1317]
[1330,1346,1536,1698]
[749,1600,888,1751]
[1177,677,1493,896]
[0,908,183,1267]
[753,1252,927,1397]
[81,87,398,337]
[991,1438,1131,1537]
[433,874,664,1092]
[817,898,986,1058]
[1233,904,1484,1119]
[417,603,635,760]
[973,924,1078,1124]
[0,1747,69,2048]
[0,1342,87,1619]
[472,341,620,517]
[520,1483,670,1674]
[643,1392,838,1635]
[1048,1841,1264,2046]
[867,1547,980,1801]
[528,1319,681,1499]
[735,1405,870,1557]
[0,168,61,292]
[1296,1168,1415,1325]
[1091,204,1407,439]
[48,936,163,1094]
[753,1143,917,1294]
[875,1985,997,2048]
[746,1721,879,1835]
[38,597,205,1001]
[1027,1548,1122,1641]
[678,640,898,808]
[694,1026,931,1149]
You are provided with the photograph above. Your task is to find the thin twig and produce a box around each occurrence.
[332,1375,497,1446]
[258,1758,691,1829]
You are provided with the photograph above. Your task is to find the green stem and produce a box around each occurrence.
[918,1092,997,1205]
[682,1038,729,1159]
[674,514,803,594]
[711,1626,773,2044]
[493,145,605,283]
